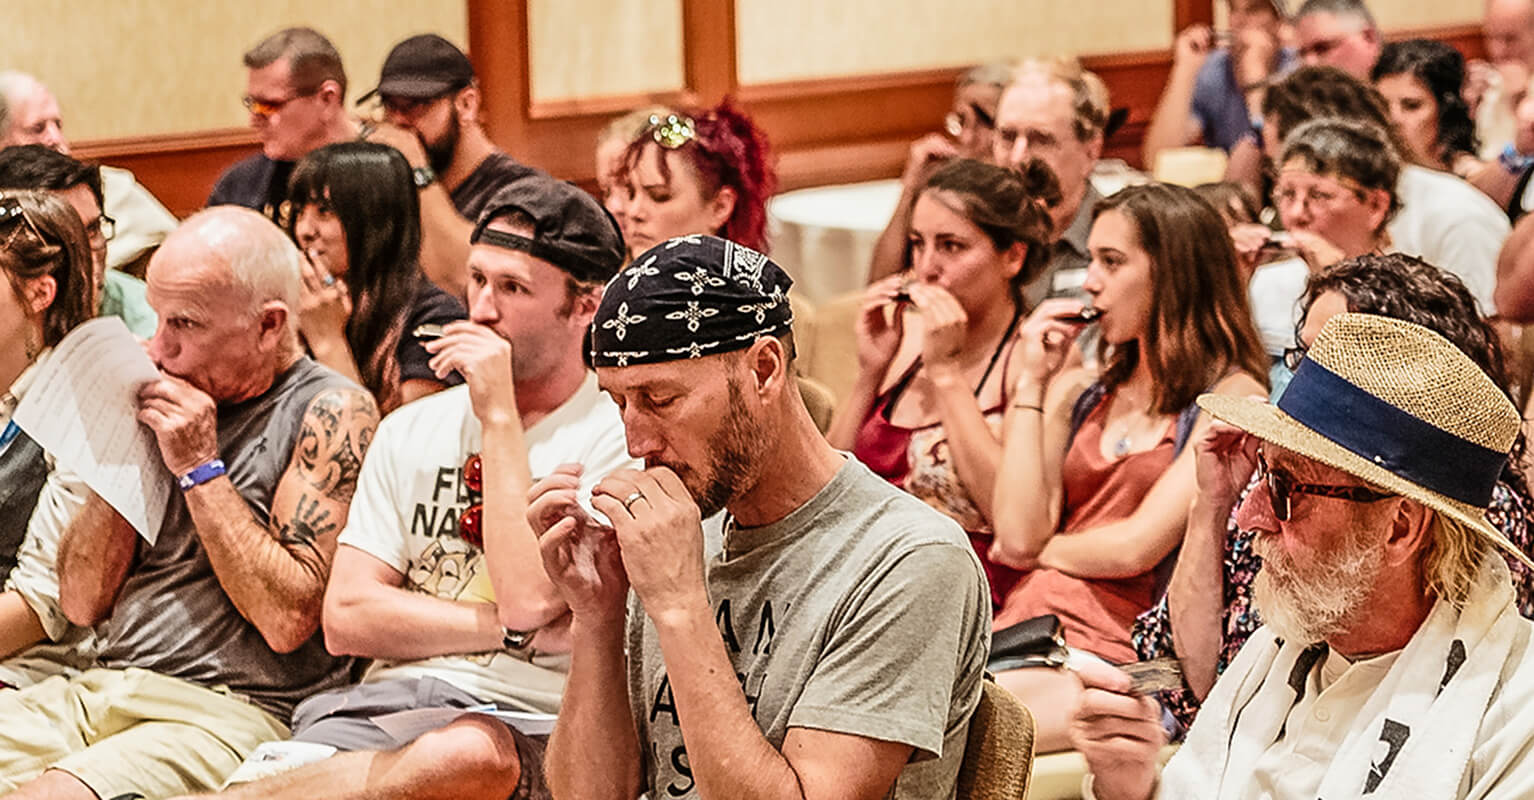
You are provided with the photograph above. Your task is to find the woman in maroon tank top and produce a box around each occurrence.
[989,183,1270,752]
[827,159,1058,610]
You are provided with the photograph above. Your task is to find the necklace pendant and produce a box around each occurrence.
[1113,434,1132,457]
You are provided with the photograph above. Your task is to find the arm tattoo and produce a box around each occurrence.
[278,492,337,554]
[293,389,379,505]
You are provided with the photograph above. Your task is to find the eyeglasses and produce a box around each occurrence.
[85,214,116,252]
[646,114,697,150]
[1298,35,1352,62]
[944,102,997,139]
[458,453,484,548]
[242,91,315,119]
[1270,178,1367,212]
[1255,451,1393,521]
[0,197,43,249]
[1282,344,1306,371]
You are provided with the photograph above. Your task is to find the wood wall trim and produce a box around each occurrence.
[69,19,1488,217]
[1174,0,1215,32]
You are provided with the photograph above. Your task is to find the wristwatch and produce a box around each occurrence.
[412,165,437,189]
[502,626,534,651]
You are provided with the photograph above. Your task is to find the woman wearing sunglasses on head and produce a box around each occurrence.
[287,141,466,414]
[0,190,98,685]
[868,62,1013,284]
[1137,252,1534,733]
[616,100,775,258]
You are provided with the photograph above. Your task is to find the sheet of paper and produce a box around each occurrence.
[13,316,169,543]
[220,740,337,786]
[369,706,558,745]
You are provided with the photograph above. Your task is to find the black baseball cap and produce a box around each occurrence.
[471,175,627,284]
[358,34,474,103]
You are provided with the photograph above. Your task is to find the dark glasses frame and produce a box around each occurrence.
[1255,450,1394,521]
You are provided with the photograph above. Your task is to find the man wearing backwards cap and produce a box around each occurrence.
[529,234,990,799]
[361,33,540,300]
[1075,312,1534,800]
[184,175,633,800]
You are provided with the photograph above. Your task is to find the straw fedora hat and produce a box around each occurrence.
[1197,313,1529,566]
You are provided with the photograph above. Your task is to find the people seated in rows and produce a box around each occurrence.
[538,234,988,799]
[1078,311,1534,800]
[190,174,632,800]
[1143,0,1294,166]
[1370,39,1482,179]
[1136,252,1534,731]
[361,34,541,298]
[869,62,1012,282]
[0,72,177,275]
[0,146,157,338]
[992,58,1111,302]
[0,190,97,689]
[210,27,359,223]
[1257,66,1509,314]
[286,141,466,412]
[989,182,1269,753]
[0,207,378,798]
[615,100,775,258]
[1292,0,1381,77]
[829,158,1056,613]
[595,104,674,243]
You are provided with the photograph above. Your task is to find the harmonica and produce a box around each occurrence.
[1062,307,1101,324]
[412,324,446,340]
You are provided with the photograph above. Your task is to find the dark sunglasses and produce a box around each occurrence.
[458,453,484,548]
[1255,451,1393,521]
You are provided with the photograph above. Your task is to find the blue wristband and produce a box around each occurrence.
[178,459,227,491]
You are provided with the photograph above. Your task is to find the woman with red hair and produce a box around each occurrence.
[617,100,776,256]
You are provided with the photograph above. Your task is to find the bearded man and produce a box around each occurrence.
[1072,312,1534,800]
[526,234,991,800]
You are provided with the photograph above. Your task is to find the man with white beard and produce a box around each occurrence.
[1071,312,1534,800]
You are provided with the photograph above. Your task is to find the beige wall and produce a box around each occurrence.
[735,0,1174,85]
[1,1,465,141]
[528,0,685,102]
[4,0,1488,142]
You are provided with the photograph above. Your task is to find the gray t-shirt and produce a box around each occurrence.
[627,457,990,799]
[96,357,358,721]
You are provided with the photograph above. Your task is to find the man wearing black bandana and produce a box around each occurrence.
[530,234,991,800]
[185,175,633,800]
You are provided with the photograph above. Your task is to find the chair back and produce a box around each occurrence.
[957,678,1036,799]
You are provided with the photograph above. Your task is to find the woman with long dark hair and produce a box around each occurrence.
[990,182,1269,752]
[1371,39,1481,178]
[287,141,465,412]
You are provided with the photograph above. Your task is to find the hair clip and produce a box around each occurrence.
[648,114,698,150]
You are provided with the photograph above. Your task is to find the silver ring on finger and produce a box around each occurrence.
[623,490,645,513]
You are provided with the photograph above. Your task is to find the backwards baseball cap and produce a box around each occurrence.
[590,235,794,367]
[358,34,474,103]
[471,174,626,285]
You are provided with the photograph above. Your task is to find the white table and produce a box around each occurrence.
[767,179,902,306]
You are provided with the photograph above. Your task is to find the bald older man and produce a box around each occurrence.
[0,71,178,273]
[0,207,379,800]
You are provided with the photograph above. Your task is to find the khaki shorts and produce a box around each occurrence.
[0,667,289,798]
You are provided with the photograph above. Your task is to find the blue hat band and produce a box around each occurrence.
[1275,358,1506,507]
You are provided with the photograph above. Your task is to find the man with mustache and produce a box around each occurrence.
[529,235,990,800]
[1073,312,1534,800]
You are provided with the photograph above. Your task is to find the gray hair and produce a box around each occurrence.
[959,61,1014,91]
[177,207,302,342]
[1295,0,1377,30]
[1280,116,1401,229]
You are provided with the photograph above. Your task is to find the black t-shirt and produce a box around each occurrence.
[397,280,468,386]
[207,154,294,225]
[450,151,540,222]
